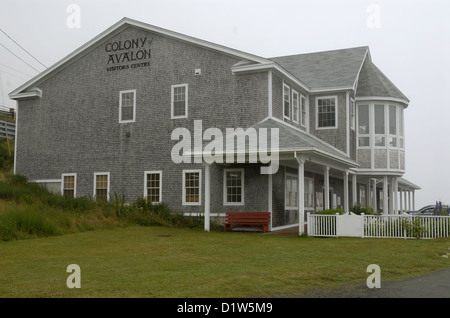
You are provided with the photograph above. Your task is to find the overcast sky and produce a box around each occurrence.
[0,0,449,209]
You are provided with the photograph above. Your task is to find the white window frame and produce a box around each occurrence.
[300,94,307,127]
[144,171,162,204]
[93,172,110,202]
[119,89,136,123]
[315,96,338,129]
[61,173,77,198]
[223,168,244,206]
[182,169,202,206]
[283,83,290,120]
[171,83,188,119]
[291,89,299,124]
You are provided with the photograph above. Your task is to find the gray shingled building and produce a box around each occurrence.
[9,18,420,233]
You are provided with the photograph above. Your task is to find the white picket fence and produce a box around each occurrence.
[307,212,450,239]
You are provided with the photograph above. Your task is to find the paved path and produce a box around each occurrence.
[299,267,450,298]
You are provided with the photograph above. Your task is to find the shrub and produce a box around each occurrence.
[350,204,374,215]
[317,208,345,215]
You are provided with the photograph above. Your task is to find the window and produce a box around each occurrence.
[358,104,370,147]
[119,90,136,123]
[374,104,385,147]
[283,84,290,119]
[94,172,110,202]
[183,170,201,205]
[171,84,188,119]
[399,108,404,148]
[62,173,76,198]
[359,184,366,207]
[224,169,244,205]
[291,90,299,124]
[145,171,162,203]
[389,105,397,147]
[316,97,337,128]
[304,178,314,210]
[301,95,307,127]
[285,174,298,209]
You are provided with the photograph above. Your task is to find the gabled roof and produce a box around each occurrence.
[269,46,369,91]
[356,57,410,103]
[10,17,270,99]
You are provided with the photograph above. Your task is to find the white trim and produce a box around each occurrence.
[355,96,409,106]
[144,170,162,203]
[291,89,299,124]
[171,83,188,119]
[30,179,62,183]
[283,83,290,120]
[13,104,18,175]
[9,88,42,100]
[223,168,245,206]
[315,95,338,130]
[93,172,110,201]
[182,169,202,206]
[119,89,136,123]
[61,173,77,198]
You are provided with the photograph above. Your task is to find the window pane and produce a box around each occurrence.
[317,98,336,128]
[375,136,385,146]
[359,137,370,147]
[173,86,187,117]
[121,91,134,121]
[226,170,243,203]
[358,105,369,134]
[185,172,200,203]
[283,86,290,118]
[389,105,397,135]
[301,96,307,126]
[146,173,161,203]
[374,104,385,134]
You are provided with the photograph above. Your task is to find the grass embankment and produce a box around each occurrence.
[0,139,203,242]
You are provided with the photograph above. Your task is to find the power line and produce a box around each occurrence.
[0,28,47,69]
[0,41,40,73]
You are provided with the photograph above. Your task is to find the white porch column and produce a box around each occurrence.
[383,176,388,214]
[324,166,330,210]
[404,190,408,212]
[204,164,211,232]
[297,159,305,235]
[393,177,398,214]
[399,188,403,213]
[412,190,416,211]
[372,178,377,213]
[388,178,394,214]
[408,190,412,211]
[343,171,349,213]
[352,173,357,206]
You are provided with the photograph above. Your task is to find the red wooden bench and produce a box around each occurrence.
[224,212,271,233]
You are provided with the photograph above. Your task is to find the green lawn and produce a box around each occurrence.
[0,225,448,298]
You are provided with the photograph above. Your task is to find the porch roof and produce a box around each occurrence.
[198,117,358,169]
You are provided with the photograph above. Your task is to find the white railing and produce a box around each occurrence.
[307,213,450,239]
[0,120,15,139]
